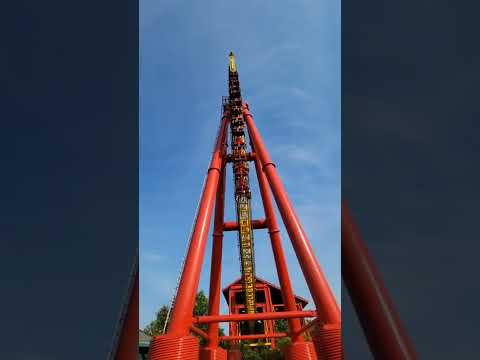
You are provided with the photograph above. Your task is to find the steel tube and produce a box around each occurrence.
[225,152,256,162]
[292,318,319,339]
[243,104,340,324]
[342,201,417,359]
[253,154,304,342]
[190,325,210,340]
[205,162,227,347]
[113,265,139,360]
[193,310,317,324]
[223,218,267,231]
[219,333,288,341]
[166,116,229,337]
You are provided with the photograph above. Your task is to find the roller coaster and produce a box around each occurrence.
[119,53,418,360]
[228,52,257,322]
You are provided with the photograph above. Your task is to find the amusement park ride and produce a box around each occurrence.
[110,53,417,360]
[148,53,341,360]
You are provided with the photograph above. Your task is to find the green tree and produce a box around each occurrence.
[239,343,263,360]
[143,305,169,337]
[143,291,227,348]
[194,291,211,345]
[274,319,289,333]
[193,290,209,317]
[193,291,228,347]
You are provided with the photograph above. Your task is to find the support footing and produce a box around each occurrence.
[312,323,342,360]
[149,335,199,360]
[285,341,318,360]
[200,347,227,360]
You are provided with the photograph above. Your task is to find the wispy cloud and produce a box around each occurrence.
[140,0,340,326]
[290,87,312,100]
[142,250,166,263]
[285,144,323,167]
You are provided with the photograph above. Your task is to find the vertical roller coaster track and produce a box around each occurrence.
[228,53,257,319]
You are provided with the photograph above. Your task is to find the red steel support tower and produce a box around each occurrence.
[149,53,342,360]
[342,202,417,359]
[108,253,139,360]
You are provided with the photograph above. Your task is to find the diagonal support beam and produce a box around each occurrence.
[342,201,417,359]
[205,163,227,347]
[243,103,341,325]
[190,325,210,340]
[166,114,229,337]
[252,152,304,342]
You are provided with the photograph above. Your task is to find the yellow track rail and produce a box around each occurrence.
[228,52,257,317]
[237,195,256,314]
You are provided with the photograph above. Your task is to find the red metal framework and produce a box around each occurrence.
[149,53,341,360]
[342,202,417,359]
[102,53,419,360]
[222,277,313,350]
[108,253,139,360]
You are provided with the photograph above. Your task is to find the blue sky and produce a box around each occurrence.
[140,0,340,329]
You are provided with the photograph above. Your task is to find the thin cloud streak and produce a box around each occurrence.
[140,0,340,328]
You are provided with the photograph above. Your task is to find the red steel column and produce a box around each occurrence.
[342,201,417,360]
[253,154,304,342]
[244,104,340,359]
[228,289,241,360]
[150,116,229,360]
[243,104,340,324]
[201,158,227,360]
[114,268,138,360]
[168,115,228,336]
[264,287,276,349]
